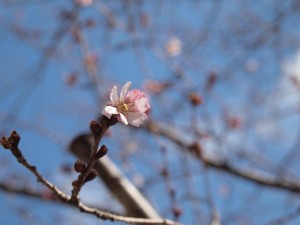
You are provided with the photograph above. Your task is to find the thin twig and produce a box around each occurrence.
[0,181,122,215]
[0,182,54,200]
[70,133,162,219]
[70,116,112,202]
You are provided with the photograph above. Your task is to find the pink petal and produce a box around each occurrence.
[134,98,150,113]
[126,112,148,127]
[120,81,131,102]
[102,106,118,118]
[110,86,119,104]
[126,89,147,103]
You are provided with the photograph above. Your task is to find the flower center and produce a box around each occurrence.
[117,103,129,113]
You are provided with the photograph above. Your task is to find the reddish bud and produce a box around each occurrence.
[188,142,202,158]
[90,120,101,136]
[72,180,80,188]
[84,52,98,69]
[84,19,95,28]
[95,145,108,160]
[173,206,182,218]
[85,169,98,182]
[206,72,217,90]
[227,117,243,129]
[10,131,20,146]
[1,137,10,149]
[64,72,78,87]
[145,80,171,94]
[188,93,203,106]
[1,131,21,149]
[74,160,86,173]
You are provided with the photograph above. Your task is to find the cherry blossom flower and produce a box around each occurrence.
[76,0,93,7]
[165,37,182,57]
[102,82,150,127]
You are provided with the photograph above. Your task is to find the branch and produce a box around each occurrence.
[143,121,300,194]
[0,181,123,215]
[71,116,122,203]
[69,134,162,219]
[0,182,55,200]
[1,130,179,225]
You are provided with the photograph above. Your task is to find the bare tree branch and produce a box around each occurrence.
[143,121,300,194]
[0,182,53,200]
[0,180,124,215]
[1,130,179,225]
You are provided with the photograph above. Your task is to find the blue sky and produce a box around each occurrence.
[2,1,300,225]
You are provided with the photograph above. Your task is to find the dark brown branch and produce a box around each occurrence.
[143,121,300,194]
[1,130,179,225]
[71,116,117,202]
[70,134,162,219]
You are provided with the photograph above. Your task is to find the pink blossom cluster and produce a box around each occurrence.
[102,82,150,127]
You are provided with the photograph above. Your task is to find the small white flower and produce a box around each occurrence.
[102,82,150,127]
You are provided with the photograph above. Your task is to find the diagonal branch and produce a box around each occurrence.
[0,180,123,215]
[143,121,300,194]
[1,130,179,225]
[0,182,54,200]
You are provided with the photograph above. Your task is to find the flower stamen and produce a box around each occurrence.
[117,103,129,113]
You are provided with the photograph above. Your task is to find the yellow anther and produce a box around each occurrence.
[118,103,129,112]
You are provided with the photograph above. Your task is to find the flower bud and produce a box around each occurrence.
[1,137,10,149]
[90,120,101,136]
[85,169,98,182]
[1,131,21,149]
[10,131,20,146]
[188,93,203,106]
[72,180,80,188]
[95,145,108,160]
[173,206,182,218]
[74,160,86,173]
[188,142,202,158]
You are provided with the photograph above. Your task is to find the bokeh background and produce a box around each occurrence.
[2,0,300,224]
